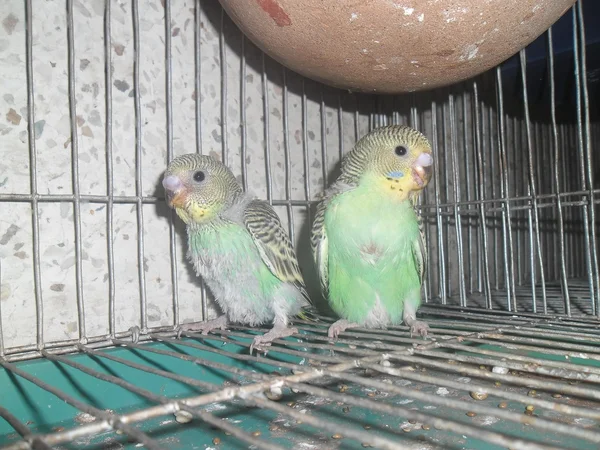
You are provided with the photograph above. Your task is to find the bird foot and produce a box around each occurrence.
[250,326,298,354]
[176,315,228,339]
[327,319,359,341]
[408,320,429,338]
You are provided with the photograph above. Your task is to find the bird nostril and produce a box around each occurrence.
[162,175,183,192]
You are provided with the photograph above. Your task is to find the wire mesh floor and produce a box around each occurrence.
[429,279,599,316]
[1,305,600,450]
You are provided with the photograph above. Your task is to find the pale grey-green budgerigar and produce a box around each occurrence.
[162,154,314,353]
[310,125,433,339]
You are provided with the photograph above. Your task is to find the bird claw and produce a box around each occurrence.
[409,321,429,338]
[249,337,271,355]
[249,326,298,355]
[327,319,358,341]
[129,326,141,344]
[176,316,228,339]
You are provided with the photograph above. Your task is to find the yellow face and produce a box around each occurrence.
[370,140,433,201]
[172,202,216,225]
[164,175,218,225]
[162,154,241,226]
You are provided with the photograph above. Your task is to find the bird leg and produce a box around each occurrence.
[250,321,298,354]
[327,319,359,340]
[403,304,429,338]
[177,314,228,338]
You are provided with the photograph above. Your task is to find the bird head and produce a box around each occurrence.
[340,125,433,200]
[162,154,242,225]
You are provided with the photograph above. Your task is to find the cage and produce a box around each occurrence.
[1,0,600,449]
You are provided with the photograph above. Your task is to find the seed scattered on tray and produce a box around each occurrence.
[470,391,488,400]
[174,411,193,424]
[466,411,476,417]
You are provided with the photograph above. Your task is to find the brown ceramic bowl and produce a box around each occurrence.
[219,0,575,93]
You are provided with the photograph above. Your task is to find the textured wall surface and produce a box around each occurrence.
[0,0,388,350]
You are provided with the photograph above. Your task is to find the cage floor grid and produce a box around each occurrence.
[1,306,600,450]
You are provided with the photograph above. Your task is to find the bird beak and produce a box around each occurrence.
[412,152,433,189]
[162,175,187,209]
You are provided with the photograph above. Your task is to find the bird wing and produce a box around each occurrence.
[310,197,330,295]
[412,210,427,286]
[243,199,311,303]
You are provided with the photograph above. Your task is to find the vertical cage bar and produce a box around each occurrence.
[104,0,116,336]
[194,1,208,321]
[164,0,179,326]
[195,1,203,156]
[409,102,430,303]
[262,55,273,203]
[302,81,311,203]
[440,97,455,298]
[131,0,148,332]
[548,26,570,314]
[431,100,447,303]
[511,116,522,287]
[488,106,499,289]
[353,98,360,143]
[449,94,467,306]
[520,49,548,313]
[338,94,344,160]
[442,96,451,299]
[576,0,599,314]
[571,7,596,311]
[240,35,248,192]
[24,0,44,349]
[66,0,87,341]
[220,8,228,166]
[462,91,474,294]
[320,89,329,190]
[495,67,517,312]
[472,81,492,307]
[282,68,295,242]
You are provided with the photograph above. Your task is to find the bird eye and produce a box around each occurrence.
[193,171,205,182]
[395,145,408,156]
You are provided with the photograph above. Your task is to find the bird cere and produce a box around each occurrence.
[163,125,433,351]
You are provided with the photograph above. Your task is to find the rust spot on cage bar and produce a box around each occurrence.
[256,0,292,26]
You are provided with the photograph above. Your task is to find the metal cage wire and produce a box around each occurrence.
[0,0,599,449]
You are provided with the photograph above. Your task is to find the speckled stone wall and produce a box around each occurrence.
[1,0,408,351]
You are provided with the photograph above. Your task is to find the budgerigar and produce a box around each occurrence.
[162,154,313,353]
[310,125,433,339]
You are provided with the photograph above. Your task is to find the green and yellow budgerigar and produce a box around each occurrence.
[162,154,314,353]
[310,125,433,339]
